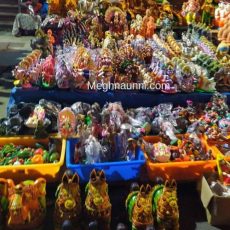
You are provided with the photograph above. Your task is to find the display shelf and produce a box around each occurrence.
[7,87,230,115]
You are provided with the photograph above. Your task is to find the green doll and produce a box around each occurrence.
[201,0,215,26]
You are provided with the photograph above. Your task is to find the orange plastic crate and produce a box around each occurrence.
[0,136,66,182]
[142,135,216,181]
[203,134,230,161]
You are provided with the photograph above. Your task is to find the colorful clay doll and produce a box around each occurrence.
[58,107,76,138]
[201,0,215,26]
[6,178,46,230]
[105,6,127,39]
[85,170,111,230]
[73,46,96,90]
[152,180,179,230]
[54,170,82,230]
[130,14,143,36]
[215,1,230,27]
[126,184,154,230]
[126,180,179,230]
[141,9,156,39]
[181,0,200,25]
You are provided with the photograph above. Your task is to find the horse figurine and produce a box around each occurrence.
[126,184,154,230]
[152,180,179,230]
[6,178,46,230]
[85,169,111,230]
[54,170,82,230]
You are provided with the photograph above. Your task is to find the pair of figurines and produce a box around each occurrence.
[0,178,46,230]
[126,180,179,230]
[54,169,111,230]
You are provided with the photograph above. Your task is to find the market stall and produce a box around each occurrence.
[0,0,230,229]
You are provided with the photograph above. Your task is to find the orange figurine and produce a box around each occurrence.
[146,16,156,39]
[141,9,156,39]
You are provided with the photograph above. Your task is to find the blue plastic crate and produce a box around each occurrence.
[66,138,146,183]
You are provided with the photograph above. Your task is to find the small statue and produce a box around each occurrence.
[152,180,179,230]
[215,1,230,27]
[40,55,56,88]
[130,14,143,36]
[126,138,136,161]
[85,170,111,230]
[126,184,154,230]
[88,16,104,48]
[73,46,96,89]
[141,9,156,39]
[54,170,82,230]
[181,0,200,25]
[97,48,114,84]
[47,29,55,54]
[201,0,215,26]
[105,6,127,39]
[58,107,76,138]
[31,29,52,58]
[6,178,46,229]
[102,31,118,53]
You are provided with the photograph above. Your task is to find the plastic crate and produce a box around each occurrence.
[66,138,145,183]
[203,134,230,161]
[142,135,216,181]
[0,136,66,182]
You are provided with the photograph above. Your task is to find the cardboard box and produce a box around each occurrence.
[200,176,230,226]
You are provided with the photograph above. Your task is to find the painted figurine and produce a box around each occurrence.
[141,9,156,39]
[152,180,179,230]
[105,6,127,39]
[85,170,112,230]
[130,14,143,36]
[126,180,179,230]
[201,0,215,26]
[181,0,200,25]
[58,107,76,138]
[215,1,230,27]
[6,178,46,230]
[54,170,82,230]
[73,46,96,90]
[126,184,154,230]
[126,138,136,161]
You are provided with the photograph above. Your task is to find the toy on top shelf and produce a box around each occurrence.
[31,29,53,58]
[181,0,200,25]
[72,46,96,89]
[214,0,230,27]
[104,6,128,39]
[201,0,215,26]
[12,50,42,89]
[54,170,82,230]
[130,14,143,36]
[141,9,156,39]
[85,169,111,230]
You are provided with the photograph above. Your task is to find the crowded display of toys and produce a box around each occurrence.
[1,0,230,229]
